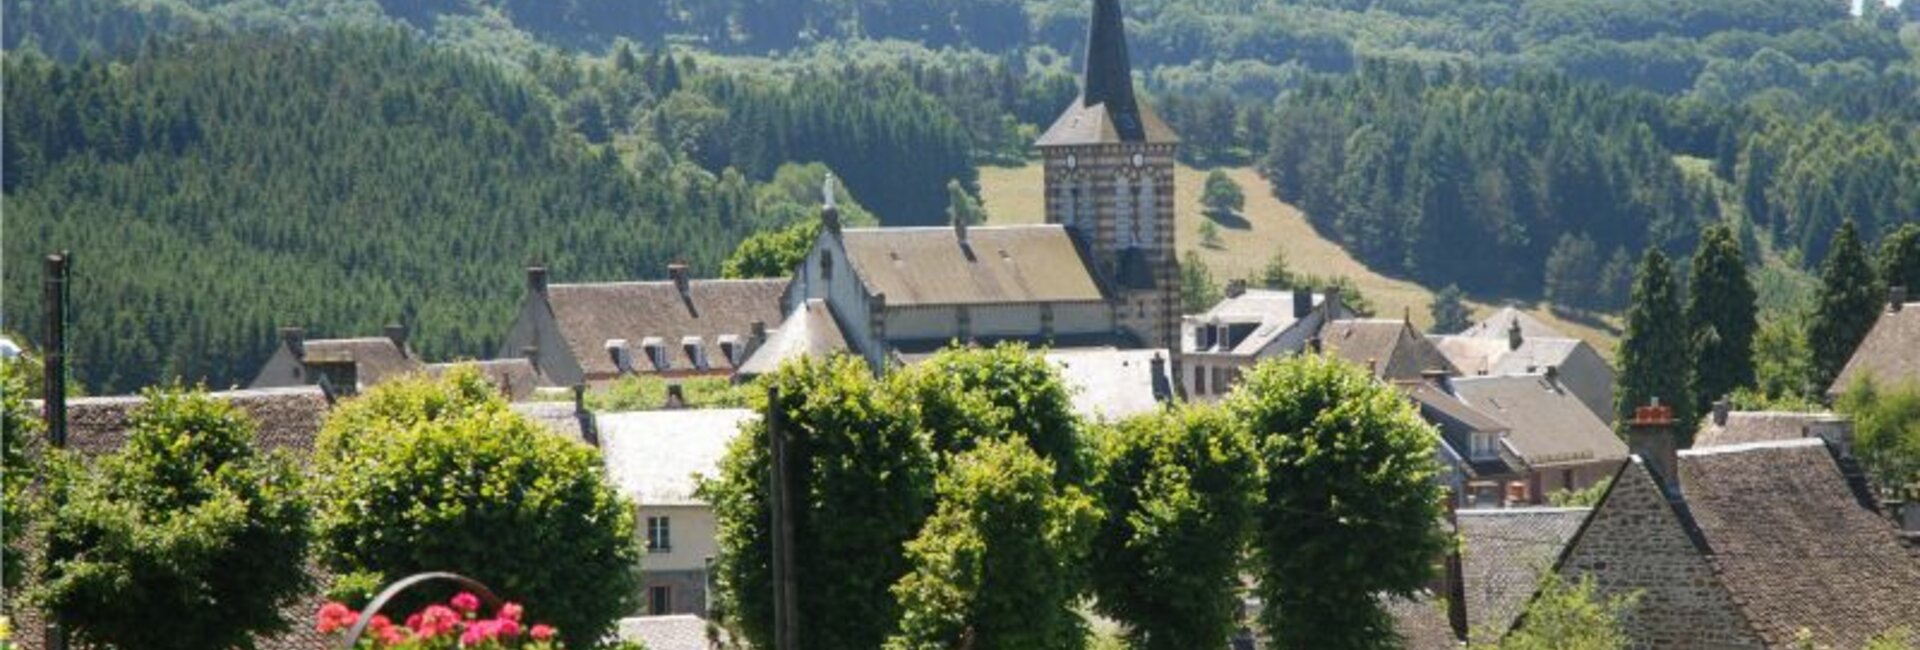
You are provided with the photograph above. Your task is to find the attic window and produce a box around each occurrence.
[1471,432,1498,460]
[717,334,743,366]
[642,337,668,371]
[820,251,834,281]
[606,339,636,374]
[683,336,708,370]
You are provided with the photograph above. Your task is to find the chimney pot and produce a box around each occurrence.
[527,266,549,294]
[1892,286,1907,312]
[1627,398,1680,497]
[1325,287,1344,319]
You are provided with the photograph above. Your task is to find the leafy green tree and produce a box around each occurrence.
[1876,222,1920,296]
[722,219,820,279]
[1545,233,1601,312]
[1808,221,1882,392]
[1835,377,1920,502]
[902,343,1086,483]
[313,369,641,648]
[1203,170,1245,216]
[1182,251,1224,314]
[565,374,754,410]
[886,437,1097,650]
[1686,224,1758,414]
[1228,355,1448,650]
[704,356,936,650]
[1199,220,1225,249]
[1480,574,1637,650]
[1430,284,1472,334]
[34,388,310,650]
[948,179,987,226]
[1090,407,1259,650]
[1751,315,1817,402]
[1616,250,1694,443]
[2,355,42,594]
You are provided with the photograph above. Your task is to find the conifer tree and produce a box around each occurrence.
[1429,284,1472,334]
[1809,220,1883,392]
[1686,224,1758,414]
[1616,250,1694,443]
[1877,222,1920,296]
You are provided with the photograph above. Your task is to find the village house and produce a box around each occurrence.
[734,298,849,379]
[252,325,546,399]
[1432,306,1616,424]
[1043,347,1176,421]
[598,408,754,618]
[1547,403,1920,648]
[1828,286,1920,397]
[1444,374,1629,505]
[1180,285,1349,401]
[1320,317,1459,382]
[495,265,786,386]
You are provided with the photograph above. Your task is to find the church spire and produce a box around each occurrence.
[1082,0,1137,112]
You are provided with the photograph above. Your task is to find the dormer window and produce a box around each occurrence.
[641,336,668,371]
[1471,431,1498,460]
[682,336,708,370]
[717,334,743,366]
[606,339,636,374]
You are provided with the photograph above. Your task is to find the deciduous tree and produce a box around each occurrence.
[902,343,1086,483]
[1430,284,1472,334]
[1876,222,1920,296]
[1203,170,1245,216]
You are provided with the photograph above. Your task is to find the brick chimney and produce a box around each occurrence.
[1627,399,1679,497]
[280,326,307,359]
[1892,286,1907,313]
[1293,291,1312,319]
[526,266,548,295]
[669,262,691,296]
[821,172,843,237]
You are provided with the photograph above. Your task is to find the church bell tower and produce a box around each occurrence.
[1037,0,1181,353]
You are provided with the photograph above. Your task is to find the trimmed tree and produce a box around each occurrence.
[34,389,310,650]
[1686,223,1758,414]
[1809,220,1882,392]
[948,179,987,225]
[1090,407,1260,650]
[2,356,37,594]
[886,437,1098,650]
[1203,170,1245,216]
[704,355,936,650]
[902,343,1086,483]
[313,369,641,648]
[1430,284,1472,334]
[1877,222,1920,297]
[1616,249,1694,443]
[1227,355,1448,650]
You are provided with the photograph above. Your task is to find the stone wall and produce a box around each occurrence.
[1556,459,1763,648]
[644,569,709,616]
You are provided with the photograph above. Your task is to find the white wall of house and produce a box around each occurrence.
[638,504,716,574]
[794,231,880,368]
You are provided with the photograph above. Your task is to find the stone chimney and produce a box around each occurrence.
[1324,287,1344,321]
[953,205,969,246]
[1627,399,1680,497]
[1507,318,1523,351]
[1892,286,1907,313]
[748,320,769,357]
[280,326,307,359]
[1711,396,1731,427]
[821,172,843,237]
[1293,291,1312,319]
[384,324,409,355]
[669,262,691,298]
[1225,279,1247,299]
[1804,415,1855,458]
[664,384,686,410]
[1542,364,1559,386]
[527,266,549,295]
[1149,353,1173,403]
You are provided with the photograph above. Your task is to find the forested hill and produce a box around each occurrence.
[0,31,827,392]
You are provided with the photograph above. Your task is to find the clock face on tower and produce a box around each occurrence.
[1130,152,1145,168]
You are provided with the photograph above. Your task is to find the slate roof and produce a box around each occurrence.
[618,615,718,650]
[510,400,598,445]
[737,299,849,377]
[1321,319,1458,381]
[1455,307,1567,340]
[1677,439,1920,648]
[1458,508,1591,642]
[1044,347,1174,421]
[1384,593,1460,650]
[599,409,755,506]
[1449,375,1627,469]
[1184,289,1325,357]
[1830,302,1920,395]
[545,279,788,377]
[1694,411,1836,448]
[1400,382,1519,478]
[42,386,332,458]
[839,226,1107,306]
[1035,0,1177,146]
[427,358,547,401]
[300,337,421,385]
[1432,336,1589,378]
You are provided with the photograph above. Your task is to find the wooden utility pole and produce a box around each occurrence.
[42,252,71,650]
[767,385,799,650]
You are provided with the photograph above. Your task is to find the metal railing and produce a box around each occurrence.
[338,572,503,649]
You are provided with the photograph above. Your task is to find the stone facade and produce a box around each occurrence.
[643,569,709,616]
[1040,142,1180,355]
[1555,459,1764,648]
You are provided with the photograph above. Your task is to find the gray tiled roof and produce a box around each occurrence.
[599,409,755,506]
[839,226,1108,306]
[546,279,788,377]
[1449,375,1627,468]
[510,400,597,445]
[1830,302,1920,395]
[1184,289,1324,357]
[1321,319,1457,381]
[1044,347,1173,421]
[1694,411,1833,448]
[301,337,421,385]
[737,299,848,377]
[1458,508,1591,642]
[1677,439,1920,648]
[43,386,331,458]
[427,358,548,401]
[1455,307,1567,340]
[1399,382,1519,478]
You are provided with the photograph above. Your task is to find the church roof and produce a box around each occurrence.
[1035,0,1178,146]
[840,225,1108,306]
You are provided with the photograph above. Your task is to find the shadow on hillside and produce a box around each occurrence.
[1205,209,1252,230]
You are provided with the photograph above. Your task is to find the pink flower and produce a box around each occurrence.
[315,602,359,635]
[494,617,522,638]
[377,625,410,647]
[368,615,393,632]
[530,624,557,641]
[450,591,482,614]
[460,619,500,646]
[405,613,423,631]
[414,604,460,637]
[498,602,524,622]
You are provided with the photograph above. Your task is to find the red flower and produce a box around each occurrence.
[415,604,460,637]
[460,619,499,646]
[315,602,359,635]
[377,625,411,647]
[530,624,556,642]
[494,617,522,638]
[450,591,482,614]
[498,601,524,622]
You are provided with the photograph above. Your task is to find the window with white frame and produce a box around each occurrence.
[1470,431,1497,460]
[647,516,672,552]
